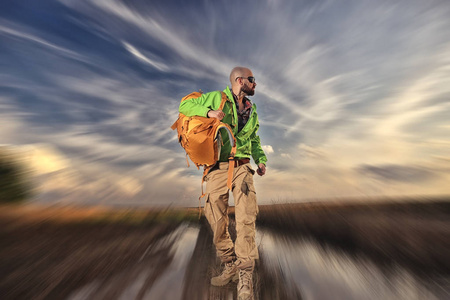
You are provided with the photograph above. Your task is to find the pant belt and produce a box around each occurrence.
[233,158,250,167]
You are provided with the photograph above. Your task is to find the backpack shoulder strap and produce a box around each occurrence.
[218,91,229,111]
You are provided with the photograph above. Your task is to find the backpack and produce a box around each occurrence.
[171,90,237,196]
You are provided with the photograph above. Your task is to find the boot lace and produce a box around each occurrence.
[223,261,235,274]
[239,269,252,288]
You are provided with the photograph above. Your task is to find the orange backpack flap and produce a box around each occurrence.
[184,117,221,168]
[170,91,204,132]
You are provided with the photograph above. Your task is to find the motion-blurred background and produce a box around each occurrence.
[1,0,450,206]
[1,2,450,299]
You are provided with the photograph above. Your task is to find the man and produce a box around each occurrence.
[179,67,267,300]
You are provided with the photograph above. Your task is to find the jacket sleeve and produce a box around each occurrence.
[250,119,267,166]
[179,91,222,117]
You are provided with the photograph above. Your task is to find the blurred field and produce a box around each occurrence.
[0,204,195,300]
[257,197,450,276]
[0,198,449,299]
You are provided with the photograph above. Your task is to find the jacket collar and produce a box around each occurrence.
[223,86,234,102]
[224,86,252,106]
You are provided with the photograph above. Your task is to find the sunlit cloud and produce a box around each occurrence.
[262,145,274,154]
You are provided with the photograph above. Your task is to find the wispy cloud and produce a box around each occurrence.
[0,23,84,61]
[122,42,169,71]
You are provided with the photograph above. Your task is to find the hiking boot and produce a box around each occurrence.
[237,269,254,300]
[211,261,239,286]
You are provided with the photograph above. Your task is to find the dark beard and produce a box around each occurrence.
[241,84,254,96]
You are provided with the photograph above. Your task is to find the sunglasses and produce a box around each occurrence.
[236,76,256,83]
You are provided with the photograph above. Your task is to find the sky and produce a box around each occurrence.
[1,0,449,207]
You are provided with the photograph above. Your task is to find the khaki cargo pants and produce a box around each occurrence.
[204,162,259,268]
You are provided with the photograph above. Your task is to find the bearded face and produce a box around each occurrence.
[241,81,255,96]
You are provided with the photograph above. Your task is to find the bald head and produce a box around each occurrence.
[230,67,252,87]
[230,66,256,98]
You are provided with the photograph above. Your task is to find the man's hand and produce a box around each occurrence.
[257,163,266,176]
[208,110,225,120]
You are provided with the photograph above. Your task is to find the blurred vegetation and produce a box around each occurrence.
[0,204,199,228]
[257,197,450,275]
[0,205,182,300]
[0,150,33,203]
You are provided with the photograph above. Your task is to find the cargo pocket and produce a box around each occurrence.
[204,194,214,225]
[245,164,255,175]
[204,192,228,225]
[241,172,256,196]
[241,174,258,218]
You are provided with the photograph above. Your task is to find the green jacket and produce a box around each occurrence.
[179,86,267,166]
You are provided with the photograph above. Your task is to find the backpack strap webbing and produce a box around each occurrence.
[217,91,235,189]
[218,91,228,110]
[170,119,178,130]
